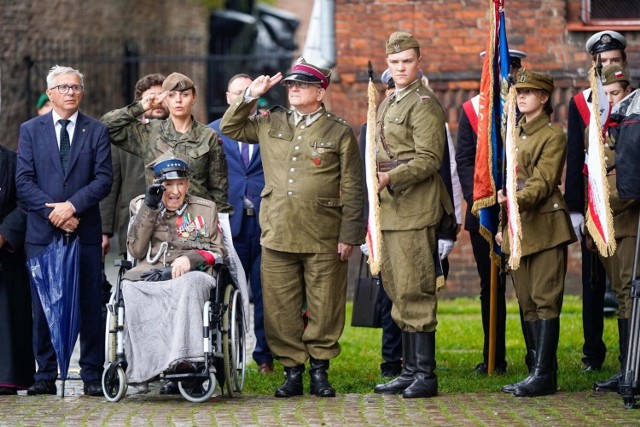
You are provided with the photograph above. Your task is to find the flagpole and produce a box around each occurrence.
[488,260,498,375]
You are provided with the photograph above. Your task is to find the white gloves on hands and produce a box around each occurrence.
[570,212,584,242]
[438,239,454,260]
[360,243,369,257]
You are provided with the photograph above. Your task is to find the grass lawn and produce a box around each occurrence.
[242,295,621,395]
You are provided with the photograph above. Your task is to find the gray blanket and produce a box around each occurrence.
[122,271,215,383]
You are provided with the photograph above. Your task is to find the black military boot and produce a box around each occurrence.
[309,358,335,397]
[595,318,629,392]
[374,331,415,394]
[514,317,559,397]
[502,319,538,393]
[275,364,304,398]
[402,331,438,398]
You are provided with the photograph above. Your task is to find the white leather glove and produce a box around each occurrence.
[438,239,454,260]
[570,212,584,242]
[359,243,369,257]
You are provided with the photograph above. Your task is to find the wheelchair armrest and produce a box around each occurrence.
[114,259,134,269]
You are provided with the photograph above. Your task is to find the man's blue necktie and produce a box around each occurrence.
[241,142,250,168]
[59,119,71,173]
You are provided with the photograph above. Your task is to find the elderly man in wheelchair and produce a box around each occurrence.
[103,158,240,401]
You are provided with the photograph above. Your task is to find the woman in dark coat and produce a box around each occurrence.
[0,144,34,394]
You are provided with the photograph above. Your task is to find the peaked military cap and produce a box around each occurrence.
[162,72,195,92]
[514,69,554,95]
[283,57,332,89]
[386,31,420,54]
[152,157,190,180]
[480,49,527,68]
[586,31,627,55]
[601,64,630,86]
[380,68,395,88]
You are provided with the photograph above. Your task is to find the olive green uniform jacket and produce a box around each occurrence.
[220,101,365,252]
[376,80,450,230]
[124,195,227,281]
[101,102,231,213]
[502,113,577,255]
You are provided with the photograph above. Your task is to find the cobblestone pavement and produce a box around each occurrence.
[1,387,639,426]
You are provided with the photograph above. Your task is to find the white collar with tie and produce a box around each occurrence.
[52,110,79,149]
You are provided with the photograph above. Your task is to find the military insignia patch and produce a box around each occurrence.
[178,80,186,90]
[394,44,401,53]
[313,157,321,166]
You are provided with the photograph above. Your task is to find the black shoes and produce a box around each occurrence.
[309,358,335,397]
[275,365,304,398]
[0,387,18,395]
[160,381,180,395]
[380,361,403,378]
[83,380,103,397]
[474,362,507,375]
[27,379,57,396]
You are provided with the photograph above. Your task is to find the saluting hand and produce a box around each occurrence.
[141,91,168,112]
[248,73,283,98]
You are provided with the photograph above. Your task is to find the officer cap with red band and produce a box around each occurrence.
[282,57,332,89]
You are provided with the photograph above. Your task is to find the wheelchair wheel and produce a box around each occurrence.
[104,292,117,363]
[102,364,127,402]
[178,371,216,403]
[223,284,246,397]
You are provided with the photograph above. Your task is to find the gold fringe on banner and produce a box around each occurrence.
[504,86,522,270]
[365,76,383,275]
[585,67,617,257]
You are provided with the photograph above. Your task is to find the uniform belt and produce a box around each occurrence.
[377,159,410,173]
[244,208,256,217]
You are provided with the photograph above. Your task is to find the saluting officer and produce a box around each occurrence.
[373,32,452,399]
[101,72,231,213]
[220,58,365,398]
[125,157,227,281]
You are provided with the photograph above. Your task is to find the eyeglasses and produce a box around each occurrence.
[281,80,321,89]
[51,84,84,94]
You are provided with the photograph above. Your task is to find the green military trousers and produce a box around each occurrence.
[512,245,567,321]
[600,236,639,319]
[380,226,438,332]
[261,247,348,367]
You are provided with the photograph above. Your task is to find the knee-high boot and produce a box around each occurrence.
[374,331,415,394]
[402,331,437,398]
[502,319,538,393]
[514,318,559,397]
[595,318,629,392]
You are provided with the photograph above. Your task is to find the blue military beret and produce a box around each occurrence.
[153,158,190,180]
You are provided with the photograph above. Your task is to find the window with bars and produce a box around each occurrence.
[582,0,640,25]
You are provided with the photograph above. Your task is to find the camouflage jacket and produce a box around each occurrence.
[101,101,231,213]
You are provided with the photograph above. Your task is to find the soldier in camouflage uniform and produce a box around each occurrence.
[220,58,365,398]
[372,32,450,399]
[101,72,231,213]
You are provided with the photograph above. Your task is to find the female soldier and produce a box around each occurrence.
[497,70,576,397]
[592,64,637,393]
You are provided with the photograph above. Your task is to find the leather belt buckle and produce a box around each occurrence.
[245,208,255,217]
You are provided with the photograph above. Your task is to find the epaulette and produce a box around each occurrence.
[414,86,435,103]
[270,105,289,113]
[187,196,217,208]
[325,112,350,127]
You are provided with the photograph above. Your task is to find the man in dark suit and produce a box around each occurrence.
[16,65,112,396]
[209,73,273,374]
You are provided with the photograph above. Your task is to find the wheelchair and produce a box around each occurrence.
[102,258,246,402]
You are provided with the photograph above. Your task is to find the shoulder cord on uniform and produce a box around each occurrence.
[147,241,168,266]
